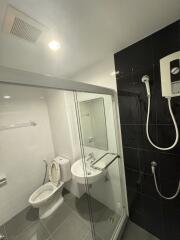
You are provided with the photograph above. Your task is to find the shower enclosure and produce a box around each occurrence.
[0,66,128,240]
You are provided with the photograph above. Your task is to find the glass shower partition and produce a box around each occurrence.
[0,66,127,240]
[74,91,124,240]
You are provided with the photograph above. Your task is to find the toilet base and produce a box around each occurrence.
[39,191,64,219]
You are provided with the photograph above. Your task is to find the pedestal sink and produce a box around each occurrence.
[71,159,104,184]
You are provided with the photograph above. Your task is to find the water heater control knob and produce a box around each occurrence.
[171,67,180,75]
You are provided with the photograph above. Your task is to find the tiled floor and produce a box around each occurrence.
[121,221,160,240]
[0,190,120,240]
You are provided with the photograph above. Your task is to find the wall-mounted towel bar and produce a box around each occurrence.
[91,153,120,171]
[0,174,7,186]
[0,121,37,131]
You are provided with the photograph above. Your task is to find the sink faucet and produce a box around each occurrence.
[86,152,96,164]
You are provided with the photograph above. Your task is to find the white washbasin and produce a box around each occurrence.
[71,159,104,184]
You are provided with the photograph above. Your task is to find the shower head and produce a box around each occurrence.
[141,75,150,83]
[151,161,157,174]
[142,75,150,96]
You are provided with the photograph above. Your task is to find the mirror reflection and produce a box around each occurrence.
[79,97,108,151]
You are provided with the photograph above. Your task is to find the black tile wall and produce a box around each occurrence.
[115,20,180,240]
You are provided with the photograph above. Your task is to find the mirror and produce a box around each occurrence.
[79,97,108,150]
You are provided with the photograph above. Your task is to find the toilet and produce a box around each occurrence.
[29,156,71,219]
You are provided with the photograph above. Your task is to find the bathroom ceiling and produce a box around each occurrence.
[0,0,179,79]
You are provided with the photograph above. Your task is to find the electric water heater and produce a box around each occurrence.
[160,51,180,97]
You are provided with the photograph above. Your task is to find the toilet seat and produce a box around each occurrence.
[29,181,64,207]
[49,160,61,186]
[29,156,71,219]
[29,160,63,207]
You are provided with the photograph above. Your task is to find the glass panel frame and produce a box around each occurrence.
[74,91,125,240]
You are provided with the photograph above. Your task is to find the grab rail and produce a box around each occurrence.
[0,121,37,131]
[91,153,120,171]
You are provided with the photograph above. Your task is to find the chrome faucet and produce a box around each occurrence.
[86,152,96,163]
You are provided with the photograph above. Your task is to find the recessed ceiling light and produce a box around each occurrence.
[48,40,61,51]
[3,95,11,99]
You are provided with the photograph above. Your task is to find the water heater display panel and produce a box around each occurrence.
[160,51,180,98]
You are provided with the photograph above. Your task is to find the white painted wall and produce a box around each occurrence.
[72,56,117,90]
[0,84,54,225]
[45,90,85,198]
[45,90,74,160]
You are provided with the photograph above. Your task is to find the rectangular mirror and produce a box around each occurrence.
[79,97,108,150]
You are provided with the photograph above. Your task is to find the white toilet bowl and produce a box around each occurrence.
[29,181,64,219]
[29,157,71,219]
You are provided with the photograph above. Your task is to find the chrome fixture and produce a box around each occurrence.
[171,66,180,75]
[0,174,7,186]
[142,75,179,150]
[0,121,37,131]
[151,161,180,200]
[86,152,96,163]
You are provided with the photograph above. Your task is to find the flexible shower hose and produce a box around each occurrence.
[146,95,180,199]
[152,164,180,200]
[146,96,179,150]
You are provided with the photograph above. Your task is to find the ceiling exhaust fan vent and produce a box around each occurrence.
[10,17,42,42]
[3,5,45,43]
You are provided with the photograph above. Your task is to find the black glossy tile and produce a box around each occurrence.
[152,21,179,62]
[114,51,132,75]
[125,168,142,192]
[121,124,156,150]
[156,124,178,150]
[115,34,153,83]
[115,20,180,239]
[161,188,180,214]
[169,140,180,155]
[141,174,160,200]
[139,149,159,176]
[123,147,139,171]
[117,73,141,99]
[126,188,138,212]
[162,203,180,240]
[121,124,140,148]
[160,179,180,203]
[118,95,140,124]
[127,190,144,216]
[138,124,157,151]
[130,210,162,239]
[142,196,163,238]
[156,152,180,181]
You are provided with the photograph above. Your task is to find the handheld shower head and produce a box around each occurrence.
[151,161,157,174]
[142,75,150,96]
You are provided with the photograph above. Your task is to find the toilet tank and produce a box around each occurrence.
[54,156,71,182]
